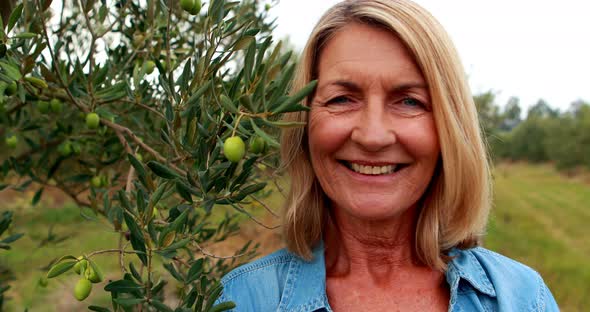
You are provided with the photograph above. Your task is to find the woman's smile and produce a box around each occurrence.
[340,160,403,175]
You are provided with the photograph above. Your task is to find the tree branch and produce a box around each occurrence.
[101,119,186,176]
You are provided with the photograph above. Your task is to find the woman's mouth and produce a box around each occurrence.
[339,161,407,176]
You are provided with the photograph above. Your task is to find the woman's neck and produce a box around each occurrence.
[323,204,422,282]
[322,204,449,311]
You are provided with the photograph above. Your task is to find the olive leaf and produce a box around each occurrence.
[47,261,76,278]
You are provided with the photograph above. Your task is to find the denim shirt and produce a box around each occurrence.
[217,241,559,311]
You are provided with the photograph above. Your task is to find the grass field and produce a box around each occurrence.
[486,163,590,311]
[1,163,588,311]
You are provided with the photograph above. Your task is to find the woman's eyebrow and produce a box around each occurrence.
[389,82,428,93]
[318,80,427,93]
[318,80,362,93]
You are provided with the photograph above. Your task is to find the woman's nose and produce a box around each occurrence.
[350,101,397,152]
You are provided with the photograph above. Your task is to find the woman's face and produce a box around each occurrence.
[308,23,440,221]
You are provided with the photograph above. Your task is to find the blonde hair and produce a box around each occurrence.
[280,0,492,271]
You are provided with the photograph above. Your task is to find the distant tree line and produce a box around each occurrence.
[475,91,590,170]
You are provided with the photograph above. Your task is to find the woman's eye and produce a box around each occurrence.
[401,97,422,107]
[327,96,350,105]
[392,97,428,117]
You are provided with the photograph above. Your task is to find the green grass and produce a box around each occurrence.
[2,201,119,311]
[486,163,590,311]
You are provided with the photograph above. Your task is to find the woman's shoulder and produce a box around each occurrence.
[448,246,559,311]
[220,248,294,285]
[217,244,331,312]
[216,248,296,311]
[452,246,541,279]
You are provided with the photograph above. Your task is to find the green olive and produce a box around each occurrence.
[257,163,267,171]
[5,135,18,148]
[37,101,50,114]
[189,0,201,15]
[180,0,194,12]
[249,136,266,154]
[91,176,102,188]
[223,136,246,163]
[50,99,63,113]
[38,277,48,288]
[86,113,100,129]
[73,278,92,301]
[58,141,73,157]
[73,257,88,274]
[145,60,156,74]
[85,264,103,283]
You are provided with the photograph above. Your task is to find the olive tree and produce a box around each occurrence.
[0,0,314,310]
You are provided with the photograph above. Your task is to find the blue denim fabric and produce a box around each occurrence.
[217,241,559,311]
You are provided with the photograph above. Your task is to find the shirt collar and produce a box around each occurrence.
[446,247,497,297]
[278,240,331,312]
[279,243,497,312]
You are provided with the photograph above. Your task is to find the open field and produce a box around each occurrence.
[1,163,588,311]
[486,163,590,311]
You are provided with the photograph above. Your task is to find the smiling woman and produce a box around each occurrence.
[216,0,560,311]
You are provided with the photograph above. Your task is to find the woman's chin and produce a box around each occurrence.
[331,199,415,222]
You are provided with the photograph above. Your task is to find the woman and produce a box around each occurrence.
[217,0,559,311]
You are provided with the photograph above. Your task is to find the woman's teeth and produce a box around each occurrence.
[349,163,397,175]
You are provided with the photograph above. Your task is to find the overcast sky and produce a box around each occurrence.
[269,0,590,113]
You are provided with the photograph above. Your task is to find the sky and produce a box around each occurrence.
[269,0,590,113]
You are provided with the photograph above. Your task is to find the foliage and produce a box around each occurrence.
[473,91,502,136]
[474,90,590,172]
[0,211,23,310]
[505,114,550,163]
[0,0,314,310]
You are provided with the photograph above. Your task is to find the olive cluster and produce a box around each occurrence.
[223,136,267,163]
[72,257,104,301]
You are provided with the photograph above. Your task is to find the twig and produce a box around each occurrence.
[271,178,286,198]
[146,248,153,302]
[88,0,131,40]
[165,0,174,99]
[114,128,133,153]
[121,99,167,120]
[113,128,136,193]
[36,0,90,114]
[172,256,191,268]
[232,113,244,137]
[191,240,250,260]
[249,194,279,218]
[77,0,96,38]
[87,248,141,257]
[101,119,187,176]
[118,233,126,273]
[58,182,91,208]
[232,203,280,229]
[126,165,135,193]
[77,0,96,69]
